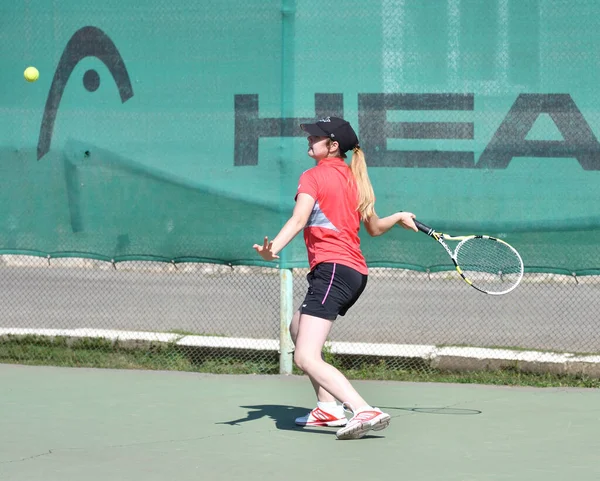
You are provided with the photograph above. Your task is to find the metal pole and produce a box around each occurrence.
[279,0,296,375]
[279,268,294,374]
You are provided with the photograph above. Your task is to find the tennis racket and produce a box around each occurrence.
[414,220,524,295]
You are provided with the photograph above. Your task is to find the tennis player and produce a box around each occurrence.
[253,116,417,440]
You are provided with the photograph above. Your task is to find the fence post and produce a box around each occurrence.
[279,268,294,374]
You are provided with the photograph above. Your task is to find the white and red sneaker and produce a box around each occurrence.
[335,405,391,440]
[295,406,348,427]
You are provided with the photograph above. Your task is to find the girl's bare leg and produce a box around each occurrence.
[290,310,336,403]
[293,313,368,410]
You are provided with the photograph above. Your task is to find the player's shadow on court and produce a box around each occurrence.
[216,405,341,436]
[217,405,481,437]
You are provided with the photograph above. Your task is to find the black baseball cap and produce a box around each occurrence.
[300,116,359,153]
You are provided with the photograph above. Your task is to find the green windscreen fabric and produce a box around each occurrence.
[1,0,600,273]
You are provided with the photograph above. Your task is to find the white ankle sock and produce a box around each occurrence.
[317,401,339,411]
[354,405,374,414]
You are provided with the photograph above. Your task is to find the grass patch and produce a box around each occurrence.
[339,359,600,388]
[1,335,599,388]
[0,335,279,374]
[323,344,600,388]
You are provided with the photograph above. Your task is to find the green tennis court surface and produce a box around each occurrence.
[1,364,599,481]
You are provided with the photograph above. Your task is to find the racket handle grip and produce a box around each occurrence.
[414,220,433,235]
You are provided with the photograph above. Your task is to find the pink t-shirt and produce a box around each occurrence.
[296,157,368,275]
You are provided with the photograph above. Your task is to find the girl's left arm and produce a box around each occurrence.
[363,211,417,237]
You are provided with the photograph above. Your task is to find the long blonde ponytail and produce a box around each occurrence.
[349,147,375,221]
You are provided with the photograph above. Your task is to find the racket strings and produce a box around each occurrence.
[455,237,523,293]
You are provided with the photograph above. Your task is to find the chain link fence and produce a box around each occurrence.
[1,255,599,377]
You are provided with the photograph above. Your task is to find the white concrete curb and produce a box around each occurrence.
[1,327,599,377]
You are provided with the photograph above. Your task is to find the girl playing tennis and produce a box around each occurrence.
[253,116,418,440]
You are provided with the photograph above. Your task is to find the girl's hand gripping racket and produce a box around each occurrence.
[414,220,524,295]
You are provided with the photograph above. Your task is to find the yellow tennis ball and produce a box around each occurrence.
[24,66,39,82]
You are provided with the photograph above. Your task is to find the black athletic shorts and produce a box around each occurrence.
[300,262,368,321]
